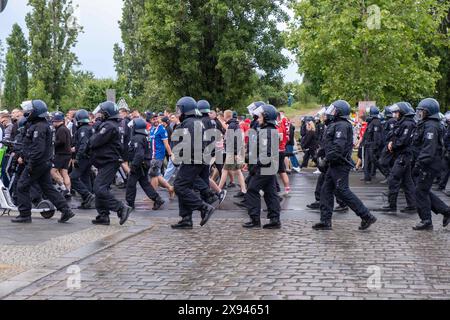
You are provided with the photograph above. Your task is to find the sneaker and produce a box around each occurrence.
[217,190,227,205]
[234,191,246,198]
[313,169,321,175]
[292,167,301,174]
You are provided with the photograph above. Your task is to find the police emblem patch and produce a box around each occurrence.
[374,127,378,132]
[81,132,85,138]
[100,128,106,134]
[134,142,138,148]
[336,131,342,138]
[404,129,409,135]
[426,132,434,140]
[33,131,39,139]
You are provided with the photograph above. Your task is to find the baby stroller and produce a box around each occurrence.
[0,141,56,218]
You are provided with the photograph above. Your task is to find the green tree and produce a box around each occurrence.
[139,0,290,109]
[3,24,29,109]
[0,39,5,108]
[26,0,82,108]
[288,0,449,107]
[113,0,148,102]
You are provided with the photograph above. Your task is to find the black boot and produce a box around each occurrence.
[400,207,417,214]
[152,197,165,211]
[359,214,377,230]
[171,216,193,229]
[92,215,110,226]
[234,200,248,209]
[377,205,397,213]
[263,218,281,229]
[312,222,332,230]
[307,201,320,210]
[117,204,132,226]
[413,220,433,231]
[334,205,349,213]
[11,215,32,224]
[443,214,450,228]
[200,203,215,227]
[243,217,261,229]
[58,208,75,223]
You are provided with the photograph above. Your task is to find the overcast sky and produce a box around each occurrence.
[0,0,301,82]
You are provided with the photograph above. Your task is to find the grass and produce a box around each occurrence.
[278,101,322,119]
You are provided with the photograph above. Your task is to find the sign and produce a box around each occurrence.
[106,89,116,103]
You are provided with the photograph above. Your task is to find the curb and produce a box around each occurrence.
[0,222,155,299]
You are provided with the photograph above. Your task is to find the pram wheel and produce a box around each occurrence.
[37,200,56,219]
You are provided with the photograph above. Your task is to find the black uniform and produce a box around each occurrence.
[193,114,218,203]
[412,119,450,223]
[125,132,161,208]
[173,115,211,219]
[385,116,416,209]
[362,117,384,181]
[70,123,94,201]
[16,119,70,217]
[245,123,281,221]
[90,118,125,218]
[120,117,132,162]
[438,125,450,190]
[379,117,397,176]
[319,118,372,224]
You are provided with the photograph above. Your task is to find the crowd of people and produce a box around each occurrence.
[0,96,448,231]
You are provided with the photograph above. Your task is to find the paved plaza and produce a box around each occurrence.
[1,171,450,300]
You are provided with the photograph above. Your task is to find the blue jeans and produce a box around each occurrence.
[286,145,300,168]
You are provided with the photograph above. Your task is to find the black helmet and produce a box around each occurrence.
[51,111,65,123]
[327,100,351,120]
[390,102,414,117]
[197,100,211,114]
[75,109,90,125]
[383,106,393,119]
[247,101,266,116]
[21,100,49,122]
[417,98,440,120]
[94,101,120,120]
[145,111,155,122]
[133,118,148,135]
[366,106,380,117]
[260,104,278,126]
[176,97,200,117]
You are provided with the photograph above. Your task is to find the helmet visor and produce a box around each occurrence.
[93,105,101,115]
[325,105,337,116]
[253,106,264,118]
[21,101,33,112]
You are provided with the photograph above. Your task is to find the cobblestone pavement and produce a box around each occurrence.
[2,171,450,300]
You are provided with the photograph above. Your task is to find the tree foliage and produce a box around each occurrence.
[26,0,82,109]
[3,24,29,109]
[288,0,450,107]
[127,0,290,110]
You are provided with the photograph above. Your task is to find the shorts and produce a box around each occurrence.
[149,159,163,178]
[53,155,72,170]
[223,153,243,171]
[278,151,286,174]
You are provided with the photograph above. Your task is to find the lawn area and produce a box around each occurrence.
[278,102,322,120]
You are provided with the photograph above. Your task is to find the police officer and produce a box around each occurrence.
[242,104,281,229]
[313,100,377,231]
[126,118,165,211]
[378,106,397,182]
[378,102,416,213]
[171,97,216,229]
[70,109,95,209]
[361,106,384,183]
[412,98,450,230]
[90,101,132,226]
[436,111,450,192]
[306,111,348,213]
[192,100,222,205]
[12,100,75,224]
